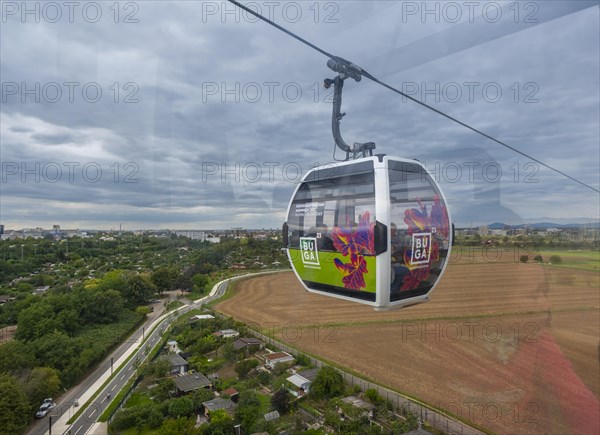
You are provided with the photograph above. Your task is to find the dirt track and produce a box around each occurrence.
[216,263,599,434]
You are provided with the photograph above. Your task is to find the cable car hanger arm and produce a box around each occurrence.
[324,58,376,161]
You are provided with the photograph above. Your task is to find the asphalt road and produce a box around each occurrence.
[26,297,176,435]
[28,274,261,435]
[62,308,183,435]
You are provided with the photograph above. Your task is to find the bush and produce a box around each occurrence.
[255,370,272,386]
[111,404,162,430]
[519,255,529,263]
[271,387,292,414]
[295,353,312,367]
[365,388,382,404]
[534,255,543,263]
[549,255,563,264]
[167,397,195,418]
[235,359,259,379]
[310,366,344,399]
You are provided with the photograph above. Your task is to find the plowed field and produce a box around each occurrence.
[216,260,599,434]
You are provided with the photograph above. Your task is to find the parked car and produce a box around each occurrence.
[35,400,56,418]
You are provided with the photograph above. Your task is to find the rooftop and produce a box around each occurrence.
[160,353,188,367]
[298,368,319,382]
[265,351,293,361]
[173,373,212,392]
[202,397,236,412]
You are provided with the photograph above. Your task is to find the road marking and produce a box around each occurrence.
[74,425,84,435]
[88,408,97,418]
[100,396,106,403]
[120,374,126,380]
[111,385,117,391]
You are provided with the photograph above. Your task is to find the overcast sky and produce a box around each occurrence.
[1,1,599,230]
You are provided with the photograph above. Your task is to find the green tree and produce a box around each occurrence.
[0,373,31,435]
[192,388,214,408]
[203,409,234,434]
[160,417,198,435]
[147,358,172,378]
[31,330,76,372]
[78,288,123,324]
[310,366,344,399]
[0,341,36,375]
[167,397,195,418]
[235,359,259,379]
[192,274,210,293]
[15,302,60,341]
[222,342,237,362]
[519,255,529,263]
[152,266,178,295]
[94,269,127,293]
[111,404,163,431]
[534,254,544,263]
[22,367,61,410]
[175,266,195,291]
[16,282,34,293]
[55,307,81,336]
[235,390,262,431]
[123,273,156,307]
[550,255,563,264]
[271,387,292,415]
[153,378,176,402]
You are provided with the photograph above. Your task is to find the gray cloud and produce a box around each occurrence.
[1,1,598,229]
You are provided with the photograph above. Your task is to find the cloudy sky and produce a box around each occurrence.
[1,1,599,230]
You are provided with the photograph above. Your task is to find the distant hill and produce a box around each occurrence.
[486,221,599,230]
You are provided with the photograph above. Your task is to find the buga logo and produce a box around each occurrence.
[300,237,320,267]
[410,233,432,265]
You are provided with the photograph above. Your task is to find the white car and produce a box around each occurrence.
[35,401,56,418]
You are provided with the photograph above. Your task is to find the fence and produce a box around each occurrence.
[218,313,485,435]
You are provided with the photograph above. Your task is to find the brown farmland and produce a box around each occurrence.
[216,260,599,434]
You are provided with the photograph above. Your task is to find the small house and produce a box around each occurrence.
[286,373,312,397]
[232,337,264,353]
[264,351,294,369]
[160,354,189,375]
[202,397,236,419]
[213,329,240,339]
[167,340,179,353]
[173,373,212,395]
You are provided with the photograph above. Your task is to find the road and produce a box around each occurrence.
[29,275,239,435]
[26,298,169,435]
[61,307,184,435]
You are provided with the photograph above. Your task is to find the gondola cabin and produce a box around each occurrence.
[283,155,452,310]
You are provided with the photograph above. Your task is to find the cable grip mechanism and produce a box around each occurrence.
[324,58,375,160]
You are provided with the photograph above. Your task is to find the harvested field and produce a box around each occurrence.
[216,262,599,434]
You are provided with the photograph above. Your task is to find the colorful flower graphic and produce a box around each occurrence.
[331,211,375,290]
[400,196,449,291]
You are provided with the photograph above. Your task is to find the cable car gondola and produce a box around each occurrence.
[283,59,452,310]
